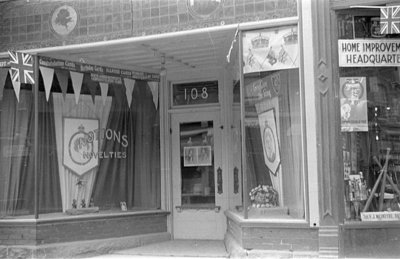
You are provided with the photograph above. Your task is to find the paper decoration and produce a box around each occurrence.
[148,81,159,109]
[380,6,400,34]
[9,70,21,102]
[39,66,55,101]
[8,51,35,84]
[99,82,109,106]
[86,79,99,104]
[0,68,8,101]
[123,78,135,108]
[242,26,299,73]
[55,69,69,100]
[70,71,84,104]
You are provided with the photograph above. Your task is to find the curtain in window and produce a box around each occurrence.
[16,91,63,214]
[92,81,161,210]
[0,89,33,216]
[53,93,112,211]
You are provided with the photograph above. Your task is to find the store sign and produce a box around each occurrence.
[361,211,400,221]
[172,81,218,106]
[338,39,400,67]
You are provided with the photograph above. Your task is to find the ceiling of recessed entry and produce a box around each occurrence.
[37,26,239,76]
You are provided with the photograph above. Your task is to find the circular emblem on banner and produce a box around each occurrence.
[263,124,276,163]
[187,0,223,19]
[68,125,93,166]
[50,5,78,36]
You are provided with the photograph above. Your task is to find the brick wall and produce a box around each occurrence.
[0,0,297,52]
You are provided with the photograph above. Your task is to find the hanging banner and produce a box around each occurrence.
[338,39,400,67]
[258,108,281,175]
[70,71,83,104]
[242,25,299,74]
[123,78,135,108]
[86,79,99,104]
[380,6,400,34]
[9,73,21,102]
[99,82,109,105]
[39,56,160,82]
[340,77,368,132]
[0,68,8,101]
[55,69,69,99]
[39,66,54,101]
[148,81,159,109]
[63,118,99,177]
[8,51,35,84]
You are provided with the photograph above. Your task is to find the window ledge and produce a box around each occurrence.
[225,209,310,228]
[0,209,169,225]
[341,220,400,229]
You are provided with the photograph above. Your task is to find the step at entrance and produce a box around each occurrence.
[110,240,229,258]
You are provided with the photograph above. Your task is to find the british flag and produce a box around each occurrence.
[380,6,400,34]
[8,50,35,84]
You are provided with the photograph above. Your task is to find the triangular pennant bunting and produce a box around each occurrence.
[9,70,21,102]
[148,81,159,110]
[8,50,35,84]
[39,66,54,102]
[99,82,109,106]
[70,71,84,104]
[55,69,69,100]
[87,79,99,104]
[0,68,8,101]
[123,78,135,108]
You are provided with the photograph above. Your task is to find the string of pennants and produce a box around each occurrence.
[0,51,160,109]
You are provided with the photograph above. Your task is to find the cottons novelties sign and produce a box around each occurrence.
[63,117,129,176]
[338,39,400,67]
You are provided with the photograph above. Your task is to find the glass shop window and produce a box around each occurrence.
[337,10,400,222]
[0,81,35,219]
[0,64,161,219]
[241,25,305,219]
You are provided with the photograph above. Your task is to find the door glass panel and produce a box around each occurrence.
[180,121,215,208]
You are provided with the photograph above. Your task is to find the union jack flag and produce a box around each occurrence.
[380,6,400,34]
[8,50,35,84]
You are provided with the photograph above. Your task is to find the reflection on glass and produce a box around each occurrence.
[180,121,215,208]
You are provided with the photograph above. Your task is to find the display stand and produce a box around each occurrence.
[362,148,400,212]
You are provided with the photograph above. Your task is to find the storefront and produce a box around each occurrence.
[2,0,399,258]
[1,1,315,258]
[330,0,400,258]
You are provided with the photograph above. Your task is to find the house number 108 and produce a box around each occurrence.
[184,87,208,101]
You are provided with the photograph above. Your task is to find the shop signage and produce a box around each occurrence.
[63,117,129,176]
[338,39,400,67]
[39,56,160,82]
[340,77,368,132]
[361,211,400,221]
[172,80,218,106]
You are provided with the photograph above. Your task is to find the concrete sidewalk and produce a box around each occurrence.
[90,240,229,259]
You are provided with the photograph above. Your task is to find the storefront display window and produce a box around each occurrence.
[241,25,305,219]
[0,60,161,219]
[337,10,400,222]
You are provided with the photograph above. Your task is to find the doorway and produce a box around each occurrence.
[170,110,227,239]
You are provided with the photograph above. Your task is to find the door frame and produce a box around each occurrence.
[169,108,228,239]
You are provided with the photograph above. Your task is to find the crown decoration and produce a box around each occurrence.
[251,33,269,49]
[283,29,298,45]
[78,124,85,132]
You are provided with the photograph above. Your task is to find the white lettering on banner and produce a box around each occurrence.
[339,39,400,67]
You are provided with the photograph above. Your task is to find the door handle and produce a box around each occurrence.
[217,167,222,194]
